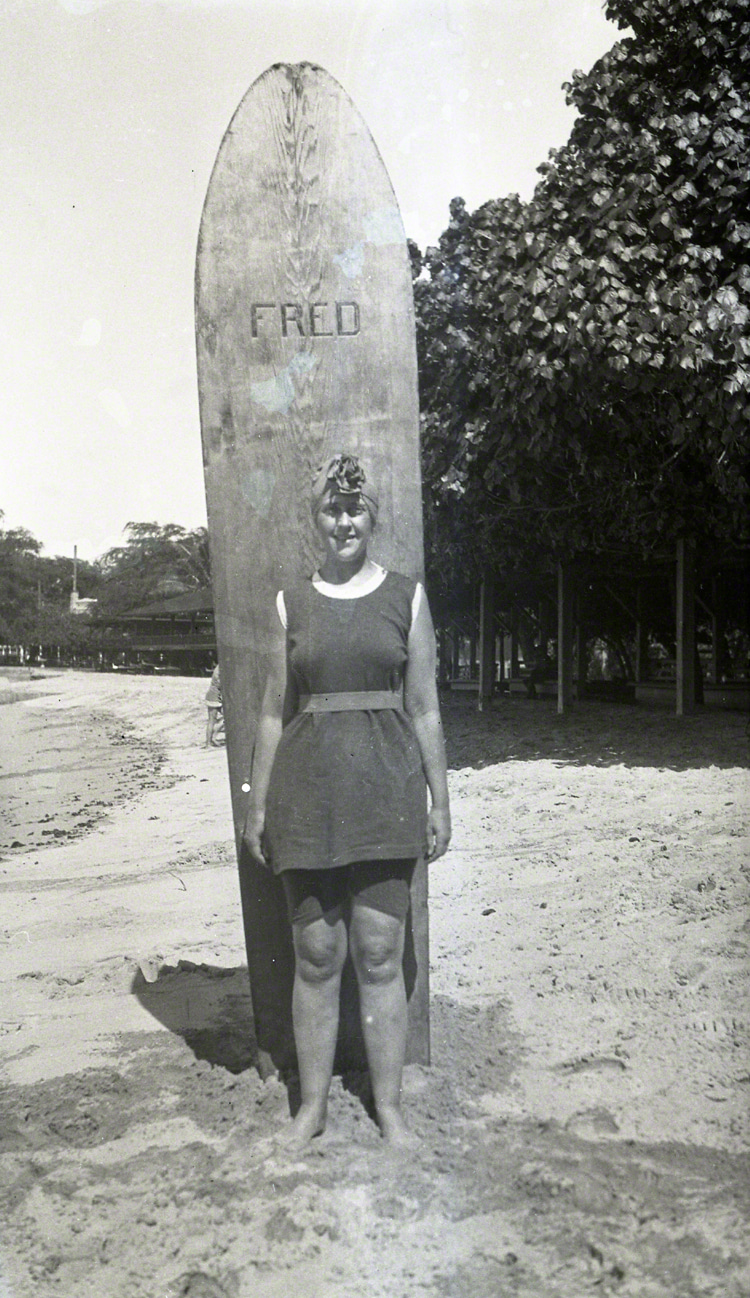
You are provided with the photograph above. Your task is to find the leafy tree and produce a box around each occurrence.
[418,0,750,577]
[1,513,210,636]
[0,514,42,641]
[95,522,211,615]
[0,512,100,648]
[41,553,100,605]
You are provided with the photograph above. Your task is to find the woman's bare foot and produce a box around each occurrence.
[377,1104,418,1149]
[280,1102,327,1151]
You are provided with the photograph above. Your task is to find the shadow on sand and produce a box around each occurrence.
[441,695,749,772]
[131,961,258,1075]
[129,959,384,1124]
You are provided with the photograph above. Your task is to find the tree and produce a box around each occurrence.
[40,553,99,605]
[0,512,101,651]
[95,522,211,615]
[0,514,43,641]
[417,0,750,573]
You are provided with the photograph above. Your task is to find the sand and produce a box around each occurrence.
[0,670,748,1297]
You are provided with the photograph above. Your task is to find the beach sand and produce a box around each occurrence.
[0,670,748,1297]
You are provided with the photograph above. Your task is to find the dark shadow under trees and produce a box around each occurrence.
[441,694,749,772]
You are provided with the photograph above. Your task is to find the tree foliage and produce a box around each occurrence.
[1,514,211,643]
[0,512,100,645]
[417,0,750,580]
[0,517,42,641]
[94,522,211,615]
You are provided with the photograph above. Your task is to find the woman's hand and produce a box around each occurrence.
[242,610,286,871]
[244,805,271,869]
[405,592,451,865]
[425,804,451,862]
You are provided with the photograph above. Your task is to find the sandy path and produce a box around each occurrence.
[1,672,748,1298]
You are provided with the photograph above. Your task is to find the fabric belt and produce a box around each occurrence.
[298,690,403,713]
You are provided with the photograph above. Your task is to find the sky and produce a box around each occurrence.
[1,0,623,562]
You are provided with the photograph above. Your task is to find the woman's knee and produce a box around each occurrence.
[293,918,346,984]
[350,909,405,985]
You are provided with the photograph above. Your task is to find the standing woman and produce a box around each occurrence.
[245,453,451,1149]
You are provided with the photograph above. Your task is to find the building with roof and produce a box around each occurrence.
[98,588,216,674]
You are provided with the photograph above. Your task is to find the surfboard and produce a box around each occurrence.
[195,62,428,1078]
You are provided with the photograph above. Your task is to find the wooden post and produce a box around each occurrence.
[437,626,449,686]
[574,590,586,699]
[557,562,574,714]
[635,583,649,683]
[478,566,496,711]
[676,538,696,715]
[510,607,520,677]
[710,574,725,683]
[451,628,461,681]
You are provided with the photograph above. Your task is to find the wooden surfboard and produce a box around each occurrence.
[195,62,428,1078]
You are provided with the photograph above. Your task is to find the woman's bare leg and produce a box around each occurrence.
[350,905,414,1146]
[286,910,348,1148]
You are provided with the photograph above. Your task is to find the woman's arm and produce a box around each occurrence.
[404,590,451,862]
[244,608,287,868]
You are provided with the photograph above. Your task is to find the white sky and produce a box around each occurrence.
[1,0,621,561]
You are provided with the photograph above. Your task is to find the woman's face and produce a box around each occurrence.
[315,490,374,565]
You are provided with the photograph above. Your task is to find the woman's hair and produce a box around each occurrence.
[311,453,379,522]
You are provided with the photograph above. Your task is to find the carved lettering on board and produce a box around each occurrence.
[250,302,361,338]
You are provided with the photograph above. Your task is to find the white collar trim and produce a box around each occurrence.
[312,563,387,599]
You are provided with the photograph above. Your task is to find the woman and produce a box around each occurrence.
[204,663,225,747]
[245,453,451,1148]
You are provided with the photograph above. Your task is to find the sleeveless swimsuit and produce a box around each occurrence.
[264,569,427,872]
